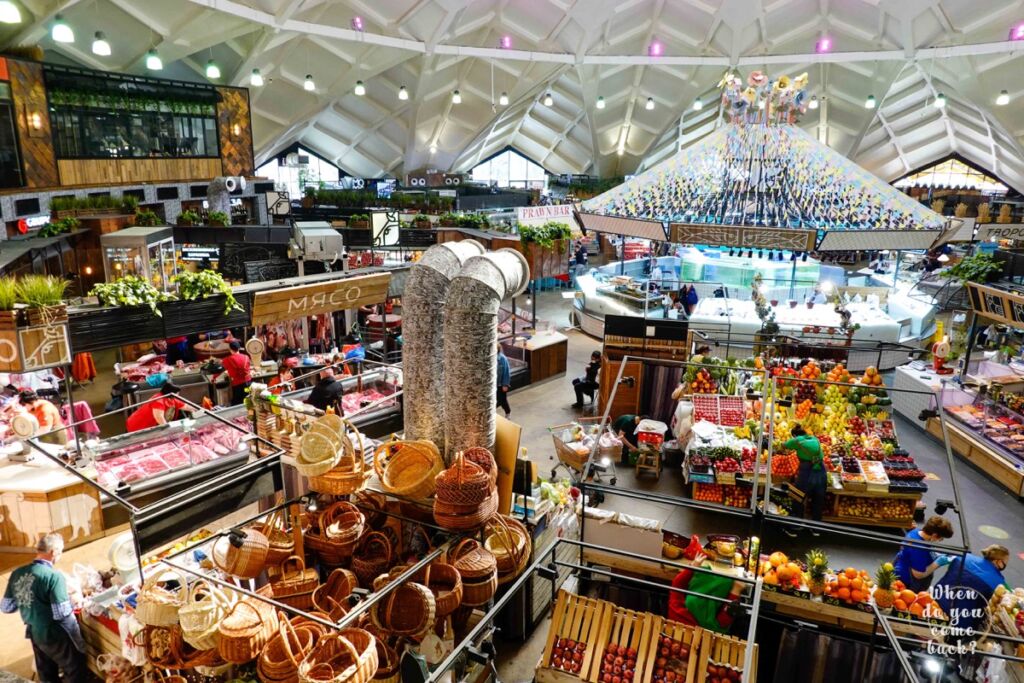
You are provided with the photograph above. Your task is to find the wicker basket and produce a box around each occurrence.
[195,654,233,678]
[352,491,388,529]
[267,556,320,609]
[296,431,342,478]
[449,538,498,607]
[140,625,185,668]
[373,439,443,499]
[460,570,498,607]
[306,503,365,566]
[462,446,498,485]
[135,569,187,627]
[350,532,392,588]
[180,579,236,651]
[370,571,436,638]
[371,638,399,683]
[410,562,463,617]
[312,568,358,618]
[214,528,271,579]
[218,599,281,664]
[435,451,493,506]
[251,509,295,566]
[433,486,498,532]
[485,515,531,584]
[298,630,378,683]
[258,616,319,683]
[309,417,367,495]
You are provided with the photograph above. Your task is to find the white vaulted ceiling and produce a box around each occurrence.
[4,0,1024,190]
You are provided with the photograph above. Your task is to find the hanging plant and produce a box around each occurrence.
[173,270,242,315]
[518,221,571,249]
[91,275,175,316]
[942,251,1002,285]
[751,273,779,336]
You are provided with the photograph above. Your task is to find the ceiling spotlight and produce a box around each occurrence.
[145,49,163,70]
[304,74,315,91]
[934,92,946,108]
[815,36,832,53]
[498,91,509,106]
[354,80,365,96]
[351,16,364,31]
[398,85,408,100]
[645,97,655,110]
[205,59,220,79]
[429,144,437,154]
[747,250,753,258]
[0,1,22,24]
[1010,22,1024,41]
[808,95,819,110]
[451,89,462,104]
[500,35,512,49]
[91,31,110,56]
[51,14,73,43]
[250,68,264,87]
[692,99,703,111]
[648,39,663,57]
[864,94,876,109]
[596,95,605,109]
[997,89,1010,106]
[543,92,554,106]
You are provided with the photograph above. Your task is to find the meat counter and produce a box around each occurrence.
[275,366,403,439]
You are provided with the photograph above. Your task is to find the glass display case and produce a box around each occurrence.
[100,226,176,291]
[941,384,1024,465]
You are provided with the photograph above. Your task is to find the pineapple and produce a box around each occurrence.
[805,549,828,595]
[874,562,896,609]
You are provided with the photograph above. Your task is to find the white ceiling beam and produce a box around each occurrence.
[105,0,172,36]
[8,0,86,46]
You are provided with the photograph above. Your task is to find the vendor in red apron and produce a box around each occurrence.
[219,340,252,405]
[125,382,194,432]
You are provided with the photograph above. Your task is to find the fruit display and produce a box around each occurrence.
[693,482,724,503]
[832,495,915,522]
[721,484,750,508]
[893,589,946,620]
[771,450,798,478]
[598,643,636,683]
[873,562,897,609]
[824,567,875,605]
[859,460,890,490]
[760,551,805,591]
[691,368,718,394]
[859,366,884,388]
[651,634,690,683]
[552,638,587,675]
[805,549,829,595]
[693,395,720,422]
[718,397,745,427]
[826,363,852,386]
[704,664,742,683]
[794,399,814,420]
[990,585,1024,637]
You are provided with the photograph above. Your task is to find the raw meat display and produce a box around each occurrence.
[341,388,397,415]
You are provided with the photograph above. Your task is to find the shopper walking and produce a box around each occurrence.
[307,368,345,413]
[496,343,511,418]
[2,533,86,683]
[782,425,826,536]
[935,545,1010,631]
[220,340,253,405]
[18,391,66,445]
[125,382,194,432]
[891,515,955,593]
[571,350,602,408]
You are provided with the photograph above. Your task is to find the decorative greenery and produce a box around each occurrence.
[349,213,371,224]
[120,195,139,212]
[207,211,230,226]
[308,188,454,213]
[457,213,490,230]
[37,216,80,238]
[438,212,460,225]
[751,273,779,336]
[50,195,137,213]
[173,270,242,315]
[0,277,17,311]
[48,89,215,116]
[133,209,160,227]
[942,251,1002,285]
[518,221,571,249]
[413,213,431,223]
[91,275,175,316]
[16,275,69,308]
[178,209,200,225]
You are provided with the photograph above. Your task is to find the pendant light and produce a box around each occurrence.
[692,99,703,111]
[498,91,509,106]
[451,89,462,104]
[0,1,21,24]
[864,94,876,109]
[304,74,315,91]
[205,59,220,79]
[996,89,1010,106]
[145,49,163,70]
[596,95,605,109]
[808,95,819,110]
[429,144,437,154]
[51,14,74,43]
[933,92,946,108]
[543,92,553,106]
[250,69,264,87]
[645,97,654,110]
[91,31,110,56]
[354,80,365,96]
[398,85,408,100]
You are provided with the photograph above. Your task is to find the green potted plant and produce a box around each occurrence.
[133,209,160,227]
[350,213,371,229]
[207,210,230,227]
[942,251,1002,285]
[16,274,70,325]
[177,209,201,227]
[37,216,80,238]
[412,213,432,229]
[0,276,19,330]
[302,185,317,208]
[90,275,175,316]
[438,211,460,227]
[120,195,139,213]
[173,270,243,315]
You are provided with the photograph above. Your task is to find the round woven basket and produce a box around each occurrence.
[135,569,187,627]
[485,515,531,585]
[373,439,443,499]
[312,568,358,617]
[435,451,492,506]
[459,569,498,607]
[214,528,270,579]
[296,432,341,477]
[258,616,319,683]
[309,418,367,495]
[218,599,280,664]
[180,579,236,651]
[371,638,399,683]
[370,575,436,639]
[448,538,497,579]
[251,509,295,566]
[306,503,364,565]
[410,561,463,617]
[433,487,497,532]
[297,629,378,683]
[350,532,392,588]
[462,446,498,485]
[352,491,388,529]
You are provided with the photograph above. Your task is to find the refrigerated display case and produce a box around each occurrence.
[100,226,176,291]
[271,365,403,438]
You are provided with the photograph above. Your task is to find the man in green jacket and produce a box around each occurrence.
[782,425,827,536]
[2,533,86,683]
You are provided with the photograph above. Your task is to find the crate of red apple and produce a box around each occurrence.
[539,591,609,682]
[591,605,655,683]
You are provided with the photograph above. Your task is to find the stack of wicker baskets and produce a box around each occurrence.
[305,501,365,567]
[373,439,443,503]
[297,629,378,683]
[308,415,368,495]
[485,515,532,585]
[432,450,498,531]
[257,615,326,683]
[449,538,498,608]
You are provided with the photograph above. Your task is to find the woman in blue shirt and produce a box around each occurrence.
[496,343,511,418]
[935,545,1010,632]
[892,515,954,592]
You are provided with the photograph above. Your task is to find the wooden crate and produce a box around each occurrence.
[648,616,704,683]
[588,603,656,683]
[537,590,611,683]
[695,632,757,683]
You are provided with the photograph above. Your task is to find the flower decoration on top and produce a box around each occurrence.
[720,70,811,125]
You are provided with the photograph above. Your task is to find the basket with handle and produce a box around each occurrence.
[213,527,271,579]
[351,491,388,529]
[370,572,436,639]
[484,515,531,584]
[267,556,320,609]
[258,615,319,683]
[135,569,187,626]
[433,486,498,532]
[296,431,341,478]
[462,446,498,486]
[218,598,281,664]
[306,502,365,565]
[373,439,443,499]
[350,532,392,588]
[312,567,359,610]
[171,629,220,669]
[409,561,463,617]
[139,625,185,668]
[250,509,295,566]
[435,451,493,506]
[179,579,237,651]
[371,637,399,683]
[297,629,378,683]
[449,538,498,607]
[309,418,368,495]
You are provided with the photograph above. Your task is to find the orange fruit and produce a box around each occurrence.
[763,572,779,586]
[850,590,865,603]
[909,602,924,617]
[836,588,851,601]
[916,592,933,605]
[769,552,788,568]
[777,566,793,582]
[900,590,917,605]
[837,575,850,588]
[850,578,863,591]
[894,599,908,611]
[844,568,858,580]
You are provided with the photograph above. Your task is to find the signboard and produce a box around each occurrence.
[180,245,220,262]
[250,272,391,325]
[516,204,575,228]
[371,210,400,247]
[966,282,1024,328]
[0,324,71,373]
[669,223,817,251]
[979,224,1024,242]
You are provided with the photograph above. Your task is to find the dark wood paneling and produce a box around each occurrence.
[8,59,59,187]
[57,158,222,185]
[216,86,254,177]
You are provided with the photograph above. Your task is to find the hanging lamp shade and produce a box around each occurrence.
[206,60,221,79]
[145,50,163,70]
[51,14,74,43]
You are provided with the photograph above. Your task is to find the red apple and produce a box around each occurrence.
[666,672,677,682]
[627,647,637,658]
[657,657,667,667]
[614,656,624,666]
[567,639,576,650]
[626,659,636,669]
[612,677,621,683]
[602,674,612,683]
[623,671,633,681]
[617,646,626,657]
[552,656,562,668]
[661,647,670,657]
[570,662,581,674]
[605,654,615,664]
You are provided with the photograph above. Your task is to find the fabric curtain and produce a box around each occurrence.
[772,628,904,683]
[641,363,683,425]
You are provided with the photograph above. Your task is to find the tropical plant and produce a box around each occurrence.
[942,251,1002,285]
[207,211,230,226]
[805,549,829,595]
[134,209,160,227]
[178,209,200,225]
[16,275,69,308]
[91,275,175,316]
[173,270,242,315]
[519,221,572,249]
[0,277,17,311]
